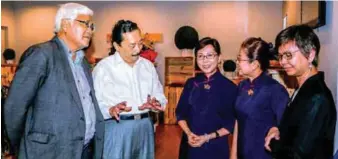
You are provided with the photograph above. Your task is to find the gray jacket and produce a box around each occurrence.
[4,36,104,159]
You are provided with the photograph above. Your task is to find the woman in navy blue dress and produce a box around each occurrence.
[176,37,237,159]
[231,37,289,159]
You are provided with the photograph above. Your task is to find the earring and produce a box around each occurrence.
[309,63,313,69]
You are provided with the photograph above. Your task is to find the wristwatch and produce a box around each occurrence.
[215,131,220,138]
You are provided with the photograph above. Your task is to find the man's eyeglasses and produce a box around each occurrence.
[196,53,218,60]
[278,50,298,61]
[74,19,95,31]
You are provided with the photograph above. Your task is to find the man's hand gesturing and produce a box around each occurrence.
[109,101,132,121]
[138,95,164,111]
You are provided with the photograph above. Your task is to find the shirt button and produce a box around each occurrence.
[80,117,85,121]
[83,96,85,99]
[77,80,80,83]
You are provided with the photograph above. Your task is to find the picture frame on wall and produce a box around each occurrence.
[1,26,8,55]
[301,1,326,29]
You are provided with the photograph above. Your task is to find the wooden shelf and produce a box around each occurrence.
[165,57,195,86]
[164,57,195,124]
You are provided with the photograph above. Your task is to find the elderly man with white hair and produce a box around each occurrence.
[4,3,104,159]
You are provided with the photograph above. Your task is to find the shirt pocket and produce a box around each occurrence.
[28,131,55,144]
[140,81,152,100]
[108,77,130,97]
[138,68,153,99]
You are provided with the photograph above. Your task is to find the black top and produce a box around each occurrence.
[271,71,336,159]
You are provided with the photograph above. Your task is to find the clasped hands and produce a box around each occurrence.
[108,95,163,121]
[186,131,212,147]
[184,126,279,150]
[264,126,280,152]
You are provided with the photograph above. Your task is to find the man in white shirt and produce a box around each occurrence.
[92,20,167,159]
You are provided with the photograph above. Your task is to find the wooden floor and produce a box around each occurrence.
[155,124,182,159]
[2,124,230,159]
[154,124,234,159]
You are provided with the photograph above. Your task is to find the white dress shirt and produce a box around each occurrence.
[92,52,167,119]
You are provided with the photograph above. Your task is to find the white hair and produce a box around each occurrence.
[54,3,93,33]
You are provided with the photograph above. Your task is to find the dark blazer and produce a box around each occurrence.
[4,37,104,159]
[270,72,336,159]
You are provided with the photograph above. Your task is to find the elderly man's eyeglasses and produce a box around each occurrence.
[74,19,95,31]
[196,53,217,60]
[278,50,298,61]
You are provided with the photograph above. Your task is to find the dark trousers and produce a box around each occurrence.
[82,139,94,159]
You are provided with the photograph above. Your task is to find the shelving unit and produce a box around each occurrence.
[164,57,195,124]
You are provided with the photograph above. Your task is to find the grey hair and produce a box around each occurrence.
[54,3,93,33]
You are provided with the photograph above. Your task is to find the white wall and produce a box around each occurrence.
[5,1,282,83]
[1,1,16,64]
[317,1,338,104]
[315,1,338,154]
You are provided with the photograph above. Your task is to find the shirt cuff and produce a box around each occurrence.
[152,95,167,110]
[159,98,167,110]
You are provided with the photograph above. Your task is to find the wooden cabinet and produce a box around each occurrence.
[164,86,183,124]
[165,57,194,85]
[164,57,195,124]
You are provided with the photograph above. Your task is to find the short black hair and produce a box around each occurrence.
[275,24,320,67]
[111,20,139,54]
[240,37,274,71]
[194,37,221,56]
[2,48,16,60]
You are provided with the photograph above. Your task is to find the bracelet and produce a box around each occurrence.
[215,131,220,138]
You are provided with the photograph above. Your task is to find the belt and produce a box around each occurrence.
[106,112,149,121]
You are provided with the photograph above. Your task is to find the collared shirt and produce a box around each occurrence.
[92,52,167,119]
[58,38,96,145]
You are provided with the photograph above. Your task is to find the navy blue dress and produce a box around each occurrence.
[235,72,289,159]
[176,71,237,159]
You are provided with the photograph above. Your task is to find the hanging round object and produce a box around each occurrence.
[174,26,199,50]
[2,48,16,60]
[223,60,236,72]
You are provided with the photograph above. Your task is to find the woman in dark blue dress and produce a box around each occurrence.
[231,37,289,159]
[176,37,237,159]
